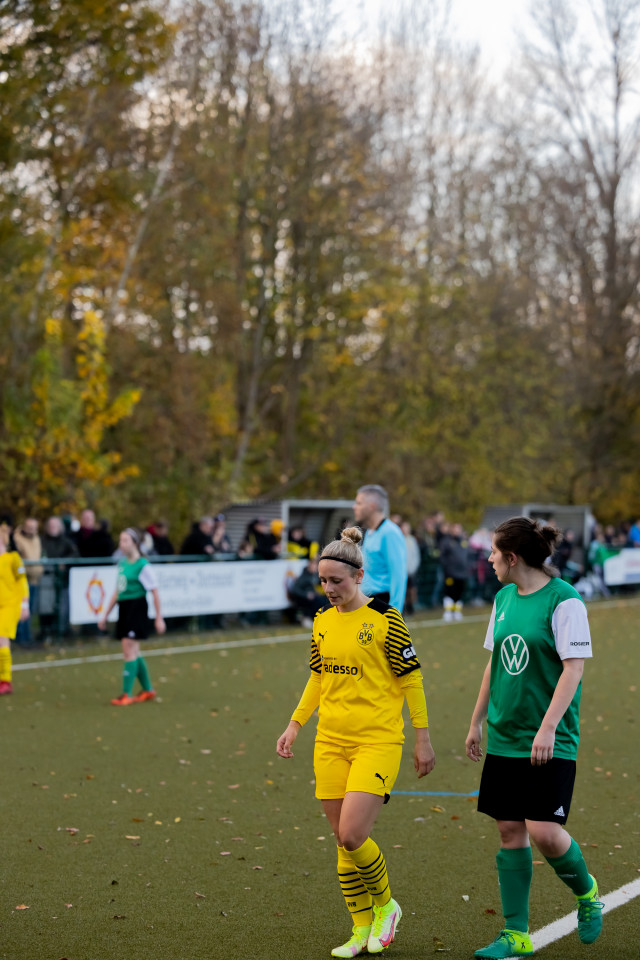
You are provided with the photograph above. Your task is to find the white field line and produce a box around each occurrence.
[531,876,640,951]
[12,595,639,673]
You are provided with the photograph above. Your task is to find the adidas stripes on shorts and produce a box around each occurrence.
[477,753,576,824]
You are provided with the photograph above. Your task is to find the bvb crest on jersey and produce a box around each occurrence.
[357,623,374,646]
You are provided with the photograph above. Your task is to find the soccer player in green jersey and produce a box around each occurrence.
[277,527,436,957]
[465,517,603,958]
[98,528,165,705]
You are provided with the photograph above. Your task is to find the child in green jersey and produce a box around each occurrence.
[98,528,165,706]
[465,517,603,959]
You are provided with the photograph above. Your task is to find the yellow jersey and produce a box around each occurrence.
[0,552,29,607]
[306,597,420,746]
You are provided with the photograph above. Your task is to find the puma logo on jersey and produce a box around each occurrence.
[374,772,389,787]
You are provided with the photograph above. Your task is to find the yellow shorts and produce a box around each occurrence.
[0,604,21,640]
[314,739,402,801]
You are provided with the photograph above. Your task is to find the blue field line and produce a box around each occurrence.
[391,789,479,797]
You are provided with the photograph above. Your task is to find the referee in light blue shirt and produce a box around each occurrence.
[353,484,408,611]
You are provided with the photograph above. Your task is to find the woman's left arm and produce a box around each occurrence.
[531,658,584,766]
[399,671,436,778]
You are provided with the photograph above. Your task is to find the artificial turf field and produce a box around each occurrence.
[3,599,639,960]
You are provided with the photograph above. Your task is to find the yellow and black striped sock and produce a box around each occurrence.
[347,837,391,908]
[337,845,372,927]
[0,646,12,682]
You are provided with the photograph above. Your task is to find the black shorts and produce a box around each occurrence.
[117,596,150,641]
[478,753,576,825]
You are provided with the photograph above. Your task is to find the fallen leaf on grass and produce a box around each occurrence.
[112,914,126,919]
[15,905,30,910]
[220,851,231,856]
[195,892,206,899]
[64,904,73,909]
[65,827,79,834]
[201,749,211,755]
[228,784,240,789]
[484,909,496,915]
[430,805,445,813]
[252,865,263,870]
[532,860,544,865]
[461,895,469,902]
[125,835,141,840]
[131,818,144,823]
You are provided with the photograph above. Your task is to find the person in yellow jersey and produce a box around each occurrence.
[277,526,436,958]
[0,535,30,694]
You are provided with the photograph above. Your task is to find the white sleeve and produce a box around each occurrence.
[138,563,158,592]
[483,603,497,651]
[552,598,593,659]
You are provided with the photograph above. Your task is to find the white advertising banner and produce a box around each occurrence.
[603,549,640,586]
[69,559,306,625]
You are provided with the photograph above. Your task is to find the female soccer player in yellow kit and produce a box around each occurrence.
[0,536,30,695]
[277,527,436,957]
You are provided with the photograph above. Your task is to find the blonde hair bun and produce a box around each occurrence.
[340,526,363,546]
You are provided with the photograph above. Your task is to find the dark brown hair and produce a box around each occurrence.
[493,517,560,574]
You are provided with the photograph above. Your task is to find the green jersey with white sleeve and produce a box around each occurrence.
[484,577,592,760]
[116,557,158,601]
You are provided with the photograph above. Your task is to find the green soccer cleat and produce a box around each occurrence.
[368,898,402,953]
[330,925,371,958]
[576,877,604,944]
[474,929,533,959]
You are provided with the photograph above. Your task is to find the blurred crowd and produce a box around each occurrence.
[1,505,638,644]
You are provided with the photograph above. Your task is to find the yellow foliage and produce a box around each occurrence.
[4,310,141,515]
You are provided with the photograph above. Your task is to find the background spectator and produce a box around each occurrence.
[73,508,115,557]
[627,517,640,548]
[212,514,233,554]
[401,520,421,615]
[40,516,78,639]
[440,521,469,621]
[148,520,174,555]
[0,513,14,549]
[288,557,325,626]
[180,516,215,556]
[246,518,280,560]
[13,518,43,646]
[287,524,318,559]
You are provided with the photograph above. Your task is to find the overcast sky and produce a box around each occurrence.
[343,0,533,75]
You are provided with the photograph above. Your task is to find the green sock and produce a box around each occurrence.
[122,661,136,695]
[496,847,532,933]
[136,656,153,691]
[545,837,592,896]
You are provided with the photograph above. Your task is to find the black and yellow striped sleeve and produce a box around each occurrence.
[383,607,421,676]
[309,636,322,674]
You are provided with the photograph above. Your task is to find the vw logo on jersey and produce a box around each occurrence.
[500,634,529,675]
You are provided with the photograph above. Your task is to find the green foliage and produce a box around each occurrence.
[1,0,639,530]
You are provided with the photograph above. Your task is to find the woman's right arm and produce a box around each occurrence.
[465,657,492,762]
[276,671,321,758]
[97,590,118,631]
